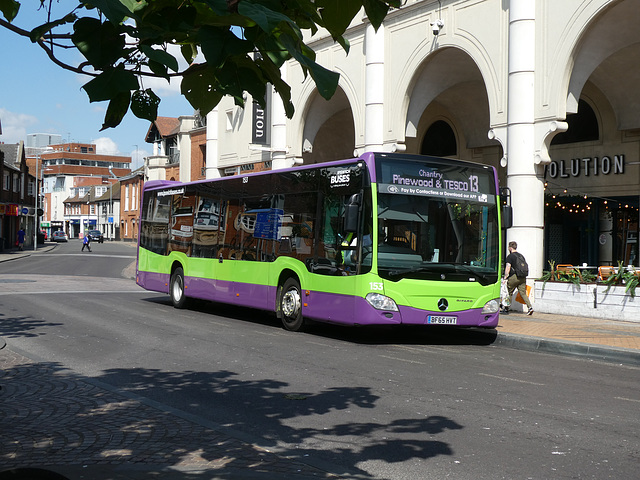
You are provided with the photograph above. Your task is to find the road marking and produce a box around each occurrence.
[40,253,136,258]
[379,354,427,365]
[0,290,144,295]
[478,373,545,386]
[614,396,640,403]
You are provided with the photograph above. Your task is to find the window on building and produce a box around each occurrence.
[132,184,136,210]
[4,172,10,190]
[90,205,95,215]
[13,173,19,192]
[125,184,130,211]
[420,120,457,157]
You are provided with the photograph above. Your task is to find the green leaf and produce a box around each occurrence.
[198,0,230,16]
[198,26,251,68]
[139,45,179,72]
[181,64,224,116]
[147,59,169,80]
[0,0,19,23]
[100,91,131,130]
[82,0,139,24]
[131,89,160,122]
[317,0,361,38]
[72,18,126,69]
[256,55,294,118]
[180,43,198,64]
[82,66,139,102]
[238,1,299,35]
[279,34,339,100]
[217,60,266,105]
[362,0,398,31]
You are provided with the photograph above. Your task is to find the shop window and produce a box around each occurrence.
[551,99,599,145]
[420,120,457,157]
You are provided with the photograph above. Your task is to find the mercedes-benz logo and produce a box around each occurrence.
[437,298,448,311]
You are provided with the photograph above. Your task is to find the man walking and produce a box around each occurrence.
[17,227,25,250]
[81,233,92,252]
[503,241,533,315]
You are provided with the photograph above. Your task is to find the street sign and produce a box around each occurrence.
[108,216,114,224]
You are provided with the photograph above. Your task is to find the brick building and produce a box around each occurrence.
[1,142,36,251]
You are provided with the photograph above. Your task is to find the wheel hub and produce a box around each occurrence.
[282,288,301,318]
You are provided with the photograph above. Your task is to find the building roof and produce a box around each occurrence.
[0,143,21,170]
[145,117,180,143]
[94,182,121,202]
[118,166,145,182]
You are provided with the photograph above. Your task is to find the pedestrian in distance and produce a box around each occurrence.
[81,233,92,252]
[17,226,26,251]
[502,241,533,316]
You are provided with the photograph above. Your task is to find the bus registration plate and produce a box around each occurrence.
[427,315,457,325]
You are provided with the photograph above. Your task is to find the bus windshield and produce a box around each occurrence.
[375,156,499,284]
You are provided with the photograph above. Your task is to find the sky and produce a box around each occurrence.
[0,2,194,170]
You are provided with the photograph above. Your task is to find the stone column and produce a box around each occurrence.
[506,0,544,279]
[205,108,220,179]
[364,22,385,153]
[271,66,292,170]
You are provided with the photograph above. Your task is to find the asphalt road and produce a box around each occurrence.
[1,241,639,479]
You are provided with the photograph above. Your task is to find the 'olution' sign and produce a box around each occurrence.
[252,99,270,145]
[546,155,625,179]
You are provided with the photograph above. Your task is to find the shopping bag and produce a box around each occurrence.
[515,285,532,304]
[500,279,510,307]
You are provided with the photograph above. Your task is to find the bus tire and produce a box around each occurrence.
[279,278,305,332]
[170,267,188,309]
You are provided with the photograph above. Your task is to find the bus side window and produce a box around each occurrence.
[140,193,170,256]
[192,195,221,258]
[277,192,316,263]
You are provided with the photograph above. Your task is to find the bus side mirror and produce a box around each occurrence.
[502,205,513,229]
[344,194,361,233]
[500,186,512,229]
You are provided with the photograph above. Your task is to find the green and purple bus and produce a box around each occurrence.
[136,152,510,331]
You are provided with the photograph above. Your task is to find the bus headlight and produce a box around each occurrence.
[482,299,500,314]
[366,292,399,311]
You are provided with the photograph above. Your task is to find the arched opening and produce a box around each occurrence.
[551,99,599,145]
[420,120,457,157]
[301,89,355,164]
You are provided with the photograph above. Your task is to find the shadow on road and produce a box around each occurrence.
[142,295,499,347]
[0,348,462,478]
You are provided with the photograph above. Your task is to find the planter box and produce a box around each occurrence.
[533,281,640,323]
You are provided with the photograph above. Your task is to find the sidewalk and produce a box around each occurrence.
[0,242,58,262]
[494,310,640,366]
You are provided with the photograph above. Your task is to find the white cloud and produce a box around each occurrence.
[0,108,39,143]
[93,137,120,155]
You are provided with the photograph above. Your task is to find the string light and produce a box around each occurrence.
[544,179,638,215]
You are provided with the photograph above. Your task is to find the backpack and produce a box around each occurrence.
[512,252,529,277]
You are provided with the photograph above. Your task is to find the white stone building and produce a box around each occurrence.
[198,0,640,296]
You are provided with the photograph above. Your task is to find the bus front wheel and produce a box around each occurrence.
[279,278,305,332]
[170,267,188,309]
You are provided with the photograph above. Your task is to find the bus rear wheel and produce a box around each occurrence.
[170,267,188,309]
[279,278,305,332]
